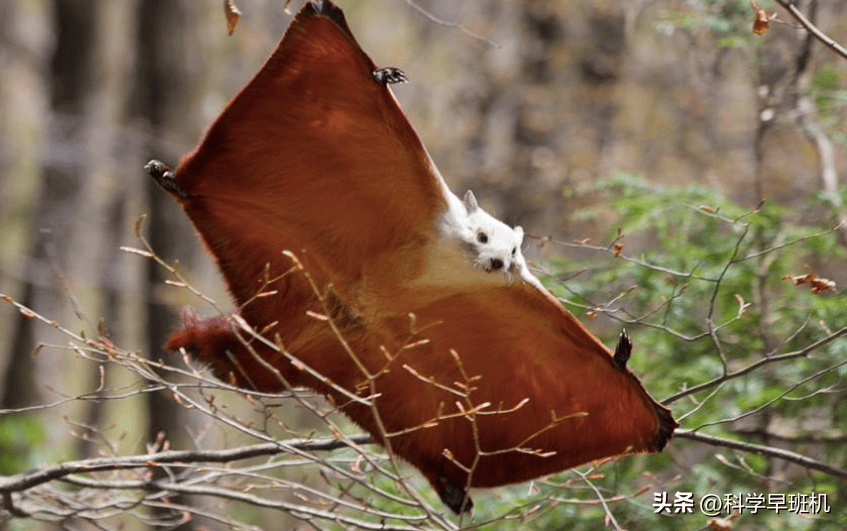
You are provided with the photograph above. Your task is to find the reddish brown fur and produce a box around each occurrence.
[156,0,676,512]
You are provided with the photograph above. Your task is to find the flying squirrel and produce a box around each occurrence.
[146,0,676,515]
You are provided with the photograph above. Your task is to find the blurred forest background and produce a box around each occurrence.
[1,0,846,530]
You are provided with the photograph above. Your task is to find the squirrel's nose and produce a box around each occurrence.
[490,258,504,270]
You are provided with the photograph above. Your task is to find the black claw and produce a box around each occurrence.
[309,1,346,27]
[145,159,188,199]
[372,67,408,86]
[613,329,632,371]
[436,473,473,514]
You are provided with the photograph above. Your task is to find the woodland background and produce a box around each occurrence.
[0,0,846,530]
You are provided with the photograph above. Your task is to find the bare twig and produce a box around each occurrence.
[674,429,847,479]
[787,3,847,241]
[664,325,847,404]
[773,0,847,60]
[405,0,499,48]
[572,469,622,531]
[68,478,429,529]
[692,358,847,429]
[0,435,371,494]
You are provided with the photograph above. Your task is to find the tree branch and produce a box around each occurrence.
[404,0,499,47]
[72,478,430,530]
[773,0,847,60]
[0,435,371,494]
[663,325,847,404]
[674,428,847,479]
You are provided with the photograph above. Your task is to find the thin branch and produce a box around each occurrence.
[62,477,429,528]
[773,0,847,60]
[138,483,428,531]
[738,219,845,261]
[733,427,847,444]
[0,435,371,494]
[663,325,847,404]
[572,469,622,531]
[674,429,847,479]
[692,358,847,430]
[405,0,499,48]
[143,499,263,531]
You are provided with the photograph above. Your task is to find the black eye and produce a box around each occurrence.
[512,247,516,255]
[477,232,488,244]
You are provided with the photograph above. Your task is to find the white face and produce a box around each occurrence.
[468,211,524,272]
[462,191,525,273]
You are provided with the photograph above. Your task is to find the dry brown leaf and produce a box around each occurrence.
[782,273,837,294]
[751,0,778,36]
[613,242,623,257]
[224,0,241,36]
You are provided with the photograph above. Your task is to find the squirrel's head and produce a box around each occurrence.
[463,190,525,273]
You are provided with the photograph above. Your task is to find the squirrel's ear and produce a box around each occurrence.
[463,190,479,214]
[514,225,524,243]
